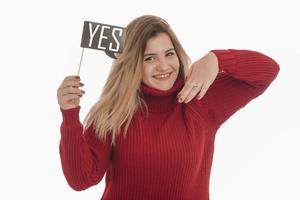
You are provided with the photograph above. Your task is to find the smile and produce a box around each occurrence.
[153,72,172,79]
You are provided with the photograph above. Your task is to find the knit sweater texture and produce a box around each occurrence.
[59,49,280,200]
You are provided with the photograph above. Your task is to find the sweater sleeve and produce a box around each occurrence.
[59,106,112,191]
[197,49,280,130]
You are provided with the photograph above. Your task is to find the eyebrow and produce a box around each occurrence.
[144,48,175,57]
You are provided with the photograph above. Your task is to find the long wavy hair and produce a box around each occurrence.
[82,15,190,147]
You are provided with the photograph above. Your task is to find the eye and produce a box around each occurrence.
[166,52,175,56]
[144,57,154,61]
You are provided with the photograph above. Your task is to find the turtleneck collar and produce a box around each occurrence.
[139,75,184,113]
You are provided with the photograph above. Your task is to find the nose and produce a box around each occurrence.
[155,57,169,72]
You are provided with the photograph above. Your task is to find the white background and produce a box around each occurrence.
[0,0,299,199]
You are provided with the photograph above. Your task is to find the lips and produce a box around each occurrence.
[152,72,172,79]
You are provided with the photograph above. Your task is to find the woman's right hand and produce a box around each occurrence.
[57,75,85,110]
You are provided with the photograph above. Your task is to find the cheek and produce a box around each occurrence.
[169,56,180,66]
[172,58,180,70]
[142,64,153,80]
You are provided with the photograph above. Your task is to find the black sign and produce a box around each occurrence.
[80,21,124,59]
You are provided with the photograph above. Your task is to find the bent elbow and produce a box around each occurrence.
[257,53,280,88]
[67,179,92,191]
[269,56,280,81]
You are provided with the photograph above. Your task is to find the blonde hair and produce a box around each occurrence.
[82,15,190,147]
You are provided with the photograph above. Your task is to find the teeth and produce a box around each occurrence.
[154,73,171,79]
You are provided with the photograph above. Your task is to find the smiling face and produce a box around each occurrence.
[142,32,180,91]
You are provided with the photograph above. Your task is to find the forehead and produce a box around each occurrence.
[144,32,174,53]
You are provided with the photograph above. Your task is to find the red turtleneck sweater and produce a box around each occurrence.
[59,49,279,200]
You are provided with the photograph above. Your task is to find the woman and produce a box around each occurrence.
[57,15,279,199]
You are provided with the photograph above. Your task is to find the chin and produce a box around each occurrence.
[154,85,172,91]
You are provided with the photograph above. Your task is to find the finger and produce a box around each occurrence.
[180,66,193,94]
[184,88,199,103]
[62,80,84,89]
[63,75,80,81]
[178,79,201,103]
[59,76,81,88]
[57,83,85,97]
[197,84,209,100]
[60,87,85,96]
[184,85,202,103]
[177,82,194,102]
[177,79,192,97]
[62,93,82,102]
[185,67,192,81]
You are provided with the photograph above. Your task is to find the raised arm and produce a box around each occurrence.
[59,106,112,191]
[196,49,280,130]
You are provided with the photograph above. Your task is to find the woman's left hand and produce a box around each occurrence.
[177,52,219,103]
